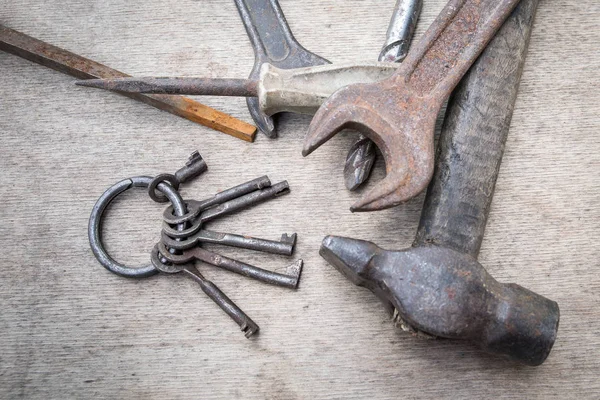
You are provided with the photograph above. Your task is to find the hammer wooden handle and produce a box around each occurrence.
[0,25,257,142]
[415,0,540,257]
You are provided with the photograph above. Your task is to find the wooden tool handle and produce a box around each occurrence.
[415,0,540,257]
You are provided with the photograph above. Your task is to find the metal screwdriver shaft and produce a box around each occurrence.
[77,77,259,97]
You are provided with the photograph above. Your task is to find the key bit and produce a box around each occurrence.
[148,150,208,203]
[158,243,303,289]
[175,151,208,184]
[76,62,399,117]
[303,0,522,211]
[234,0,329,138]
[0,25,257,142]
[344,0,422,191]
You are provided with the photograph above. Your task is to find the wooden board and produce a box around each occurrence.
[0,0,599,398]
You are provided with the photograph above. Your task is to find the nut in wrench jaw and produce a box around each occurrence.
[303,0,522,211]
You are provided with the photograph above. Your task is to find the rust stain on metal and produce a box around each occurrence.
[302,0,521,212]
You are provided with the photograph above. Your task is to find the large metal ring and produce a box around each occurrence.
[88,176,187,278]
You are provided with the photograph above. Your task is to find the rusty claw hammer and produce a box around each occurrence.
[303,0,523,212]
[318,0,560,365]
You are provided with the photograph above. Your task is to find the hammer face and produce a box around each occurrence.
[320,237,559,365]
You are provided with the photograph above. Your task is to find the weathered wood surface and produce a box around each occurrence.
[0,0,598,398]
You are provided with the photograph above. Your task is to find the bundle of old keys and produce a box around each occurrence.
[89,151,303,338]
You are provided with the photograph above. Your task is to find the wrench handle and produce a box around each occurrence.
[399,0,521,99]
[415,0,540,257]
[234,0,298,63]
[234,0,328,70]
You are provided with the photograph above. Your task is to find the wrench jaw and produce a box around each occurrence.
[302,82,436,211]
[244,30,329,139]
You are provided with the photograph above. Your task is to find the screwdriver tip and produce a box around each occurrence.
[75,79,107,89]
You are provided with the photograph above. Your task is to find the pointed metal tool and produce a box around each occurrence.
[344,0,422,191]
[75,62,398,116]
[0,25,257,142]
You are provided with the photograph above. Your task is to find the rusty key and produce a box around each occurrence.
[303,0,522,212]
[234,0,329,138]
[158,242,303,289]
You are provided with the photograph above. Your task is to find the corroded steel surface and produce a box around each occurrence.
[344,0,423,191]
[303,0,522,211]
[316,0,559,365]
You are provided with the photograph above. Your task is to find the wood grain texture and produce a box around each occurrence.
[0,0,598,398]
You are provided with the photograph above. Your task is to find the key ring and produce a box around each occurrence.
[88,175,187,278]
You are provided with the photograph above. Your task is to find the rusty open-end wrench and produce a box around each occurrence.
[344,0,423,191]
[320,0,559,364]
[234,0,329,138]
[303,0,522,212]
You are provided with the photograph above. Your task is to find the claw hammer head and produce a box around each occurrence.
[321,236,560,366]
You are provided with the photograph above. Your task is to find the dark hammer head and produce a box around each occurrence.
[321,236,559,366]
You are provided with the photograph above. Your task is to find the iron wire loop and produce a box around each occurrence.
[88,176,187,278]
